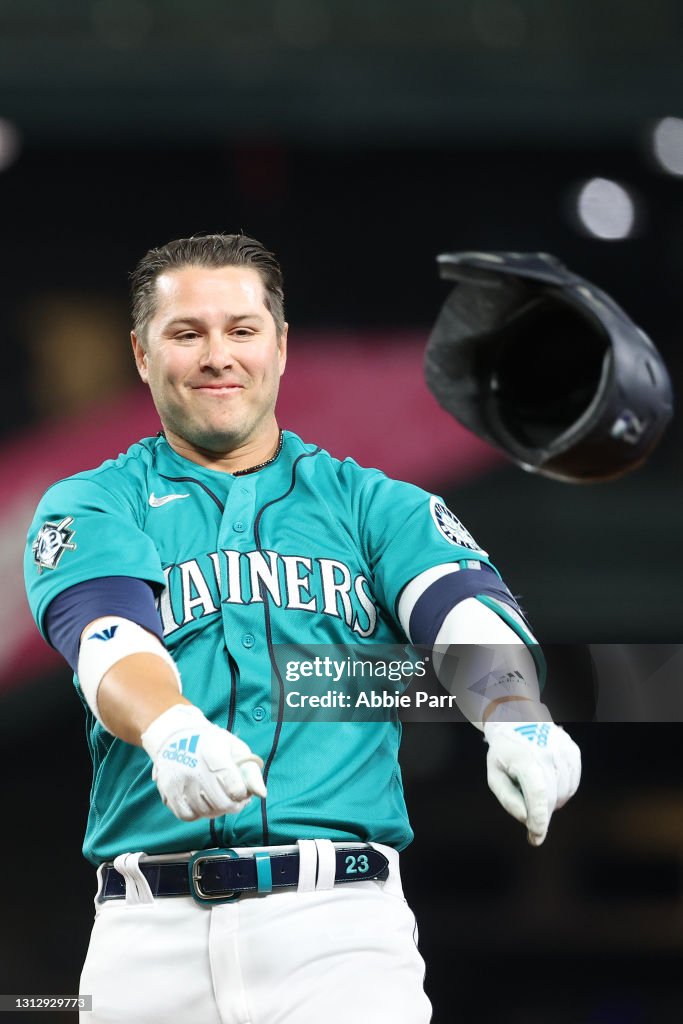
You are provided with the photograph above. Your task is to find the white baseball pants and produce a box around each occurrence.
[79,841,432,1024]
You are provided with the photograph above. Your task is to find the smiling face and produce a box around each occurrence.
[131,264,287,468]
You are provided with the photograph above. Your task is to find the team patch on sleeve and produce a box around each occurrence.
[32,516,77,573]
[429,496,486,554]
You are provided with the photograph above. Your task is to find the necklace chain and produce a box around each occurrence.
[157,429,284,475]
[232,430,284,476]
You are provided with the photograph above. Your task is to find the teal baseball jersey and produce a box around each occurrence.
[25,430,493,865]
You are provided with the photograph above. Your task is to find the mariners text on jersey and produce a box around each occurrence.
[158,550,377,638]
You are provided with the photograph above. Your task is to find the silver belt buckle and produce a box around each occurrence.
[188,849,240,905]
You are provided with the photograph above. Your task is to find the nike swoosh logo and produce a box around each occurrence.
[148,492,190,507]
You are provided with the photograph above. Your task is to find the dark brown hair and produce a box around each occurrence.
[130,233,285,340]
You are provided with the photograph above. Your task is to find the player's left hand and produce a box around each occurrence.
[483,714,581,846]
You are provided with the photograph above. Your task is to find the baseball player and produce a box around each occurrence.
[24,234,581,1024]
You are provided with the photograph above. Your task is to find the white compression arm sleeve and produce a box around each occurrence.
[77,616,182,728]
[430,597,548,729]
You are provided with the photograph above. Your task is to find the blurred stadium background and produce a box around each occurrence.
[1,2,681,1021]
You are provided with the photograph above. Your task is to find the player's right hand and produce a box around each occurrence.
[140,703,267,821]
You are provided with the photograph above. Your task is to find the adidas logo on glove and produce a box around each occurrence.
[514,723,550,747]
[161,734,200,768]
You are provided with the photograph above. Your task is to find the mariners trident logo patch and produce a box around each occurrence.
[32,516,77,573]
[429,496,486,554]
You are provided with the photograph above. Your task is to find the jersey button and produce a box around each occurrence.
[242,633,255,648]
[233,521,246,533]
[252,706,266,722]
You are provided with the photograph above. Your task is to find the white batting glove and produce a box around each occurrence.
[483,706,581,846]
[141,704,267,822]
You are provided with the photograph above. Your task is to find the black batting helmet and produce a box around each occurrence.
[424,251,674,482]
